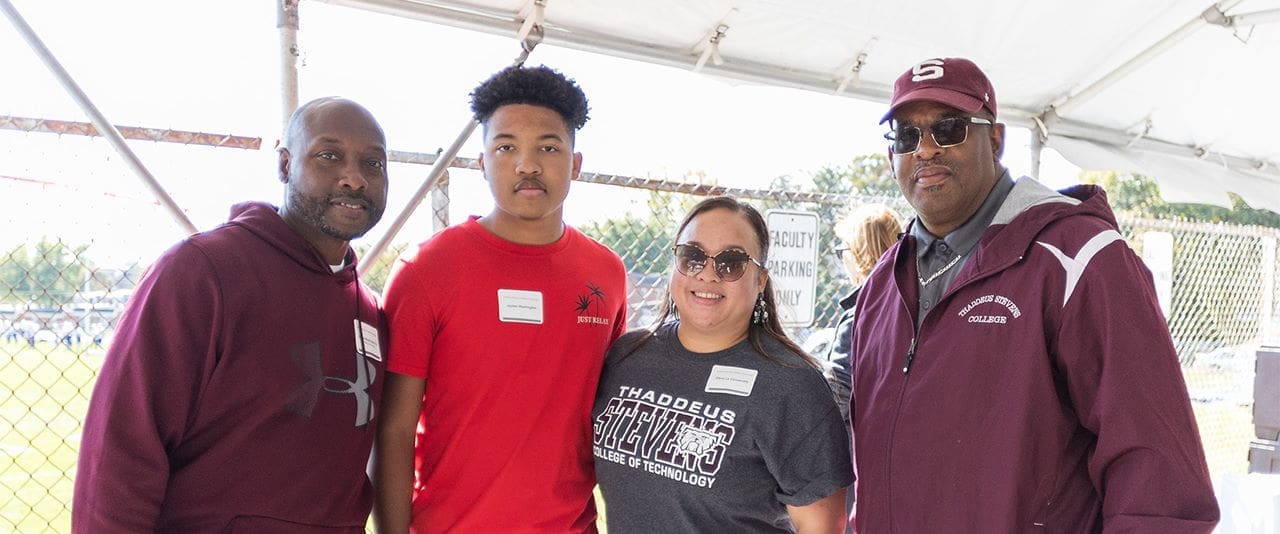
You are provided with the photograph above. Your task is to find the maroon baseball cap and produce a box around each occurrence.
[881,57,996,123]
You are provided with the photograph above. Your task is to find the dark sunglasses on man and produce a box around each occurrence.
[672,243,765,282]
[885,116,992,154]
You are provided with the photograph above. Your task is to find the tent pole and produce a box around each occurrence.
[1054,0,1243,116]
[1225,8,1280,27]
[357,119,477,278]
[1262,237,1277,344]
[278,0,301,135]
[0,0,198,236]
[1029,128,1044,180]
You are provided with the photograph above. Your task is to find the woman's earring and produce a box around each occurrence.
[751,292,769,325]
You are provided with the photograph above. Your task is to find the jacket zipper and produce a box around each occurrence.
[902,336,918,374]
[887,295,920,532]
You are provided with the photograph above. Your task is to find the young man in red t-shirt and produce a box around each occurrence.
[375,66,627,533]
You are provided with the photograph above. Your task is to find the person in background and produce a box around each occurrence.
[823,203,901,533]
[849,57,1218,532]
[74,97,390,532]
[824,203,902,423]
[593,196,852,533]
[375,65,627,533]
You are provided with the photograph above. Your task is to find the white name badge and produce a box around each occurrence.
[704,365,758,397]
[498,289,544,324]
[354,319,382,361]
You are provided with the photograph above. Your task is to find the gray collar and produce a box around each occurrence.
[991,174,1081,226]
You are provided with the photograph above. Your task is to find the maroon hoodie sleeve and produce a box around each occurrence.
[73,241,223,532]
[1053,234,1219,532]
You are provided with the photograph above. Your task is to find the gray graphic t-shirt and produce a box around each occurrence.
[592,323,853,533]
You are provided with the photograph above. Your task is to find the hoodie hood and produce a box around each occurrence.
[222,201,360,284]
[953,178,1117,287]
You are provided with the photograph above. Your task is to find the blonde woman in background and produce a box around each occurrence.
[826,204,902,423]
[824,203,900,533]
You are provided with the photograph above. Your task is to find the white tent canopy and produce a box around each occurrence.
[324,0,1280,212]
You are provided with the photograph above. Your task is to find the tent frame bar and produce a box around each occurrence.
[321,0,1280,187]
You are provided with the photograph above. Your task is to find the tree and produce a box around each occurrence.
[0,238,90,307]
[355,242,411,294]
[581,190,696,276]
[578,156,900,332]
[766,153,899,241]
[765,154,900,330]
[1079,171,1277,360]
[1080,170,1280,228]
[82,263,147,294]
[825,153,899,197]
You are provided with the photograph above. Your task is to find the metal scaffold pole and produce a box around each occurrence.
[1,0,199,236]
[358,26,545,275]
[278,0,300,135]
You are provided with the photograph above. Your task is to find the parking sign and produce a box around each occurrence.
[764,209,819,327]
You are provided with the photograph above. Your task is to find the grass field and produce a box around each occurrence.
[0,341,1259,533]
[1184,365,1257,476]
[1,340,102,533]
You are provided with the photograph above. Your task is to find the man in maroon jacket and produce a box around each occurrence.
[849,57,1219,532]
[73,97,389,532]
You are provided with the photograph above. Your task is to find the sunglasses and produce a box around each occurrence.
[672,243,764,282]
[885,116,992,154]
[834,247,849,260]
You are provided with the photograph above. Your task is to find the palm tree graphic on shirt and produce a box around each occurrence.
[575,282,606,317]
[588,283,605,314]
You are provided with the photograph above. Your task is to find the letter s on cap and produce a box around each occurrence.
[912,59,945,82]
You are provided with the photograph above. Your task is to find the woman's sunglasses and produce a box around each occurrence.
[672,243,764,282]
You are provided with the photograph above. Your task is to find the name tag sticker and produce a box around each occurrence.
[498,289,544,324]
[705,365,758,397]
[354,319,382,361]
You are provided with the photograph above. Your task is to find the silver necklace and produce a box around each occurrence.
[918,253,965,287]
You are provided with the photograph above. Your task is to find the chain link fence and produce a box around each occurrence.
[1,240,143,532]
[3,140,1277,530]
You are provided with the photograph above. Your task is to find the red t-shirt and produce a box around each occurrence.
[384,218,627,533]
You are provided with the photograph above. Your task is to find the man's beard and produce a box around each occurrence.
[289,187,383,241]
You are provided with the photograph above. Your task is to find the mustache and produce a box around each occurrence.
[515,178,546,191]
[912,160,954,175]
[327,193,374,209]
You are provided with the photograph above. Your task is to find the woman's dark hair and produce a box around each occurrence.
[621,196,818,369]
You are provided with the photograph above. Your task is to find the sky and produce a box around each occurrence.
[0,0,1080,268]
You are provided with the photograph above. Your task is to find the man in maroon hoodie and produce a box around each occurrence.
[849,58,1219,532]
[73,97,389,532]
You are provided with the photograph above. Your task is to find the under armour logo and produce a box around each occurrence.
[287,340,377,426]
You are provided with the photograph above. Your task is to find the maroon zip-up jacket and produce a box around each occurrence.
[850,178,1218,533]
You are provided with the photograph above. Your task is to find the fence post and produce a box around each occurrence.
[1263,236,1277,345]
[431,172,450,234]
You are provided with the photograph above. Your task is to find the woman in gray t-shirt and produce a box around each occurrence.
[592,196,852,533]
